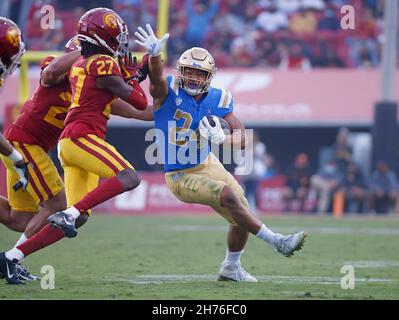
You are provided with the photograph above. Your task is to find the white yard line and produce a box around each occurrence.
[104,274,398,285]
[160,225,399,235]
[342,261,399,268]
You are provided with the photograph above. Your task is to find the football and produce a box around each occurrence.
[206,115,231,134]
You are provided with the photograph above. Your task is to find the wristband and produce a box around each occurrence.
[8,149,23,163]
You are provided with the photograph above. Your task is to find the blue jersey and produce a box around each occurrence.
[154,75,233,172]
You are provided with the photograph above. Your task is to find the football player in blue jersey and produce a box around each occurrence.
[128,24,307,282]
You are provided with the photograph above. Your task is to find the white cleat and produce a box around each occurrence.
[274,231,307,257]
[218,263,258,282]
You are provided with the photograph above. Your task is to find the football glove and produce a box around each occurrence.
[199,116,226,145]
[134,24,169,57]
[12,161,29,192]
[118,51,137,82]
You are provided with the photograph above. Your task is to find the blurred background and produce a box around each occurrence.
[0,0,398,216]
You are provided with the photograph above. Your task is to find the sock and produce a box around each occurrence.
[14,233,28,247]
[15,224,64,258]
[256,224,279,246]
[224,249,243,267]
[5,247,25,262]
[74,176,124,212]
[64,206,80,219]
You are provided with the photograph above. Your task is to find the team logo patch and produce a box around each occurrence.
[5,27,20,47]
[103,13,118,29]
[176,98,182,106]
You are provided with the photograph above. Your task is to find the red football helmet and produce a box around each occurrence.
[64,35,81,53]
[0,17,25,83]
[77,8,128,57]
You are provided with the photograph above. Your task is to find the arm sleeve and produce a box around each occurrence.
[213,89,233,118]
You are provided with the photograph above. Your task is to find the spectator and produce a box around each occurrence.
[184,0,219,47]
[368,160,398,214]
[340,162,367,213]
[255,3,289,33]
[279,42,312,71]
[289,7,318,35]
[235,131,267,213]
[310,159,343,213]
[332,127,353,175]
[283,153,312,212]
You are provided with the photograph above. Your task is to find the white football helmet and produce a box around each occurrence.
[176,47,216,96]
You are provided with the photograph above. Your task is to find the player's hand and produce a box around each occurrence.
[199,116,226,145]
[135,53,149,83]
[12,160,29,192]
[118,51,138,82]
[134,24,169,57]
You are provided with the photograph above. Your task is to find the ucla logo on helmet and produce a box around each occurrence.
[5,27,20,47]
[176,98,182,106]
[103,13,118,29]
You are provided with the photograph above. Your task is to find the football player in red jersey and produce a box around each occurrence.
[0,37,83,283]
[0,8,148,284]
[0,17,30,193]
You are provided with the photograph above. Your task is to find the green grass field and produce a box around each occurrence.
[1,214,399,299]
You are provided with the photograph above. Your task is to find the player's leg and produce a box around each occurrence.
[0,166,96,284]
[0,195,33,232]
[49,135,139,237]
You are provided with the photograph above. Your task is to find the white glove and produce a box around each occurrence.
[8,149,29,191]
[199,116,226,145]
[134,24,169,57]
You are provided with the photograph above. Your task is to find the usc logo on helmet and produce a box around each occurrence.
[5,27,20,47]
[103,13,118,29]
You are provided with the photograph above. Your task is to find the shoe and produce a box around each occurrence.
[218,263,258,282]
[16,264,40,281]
[274,231,307,257]
[0,252,25,285]
[48,211,77,238]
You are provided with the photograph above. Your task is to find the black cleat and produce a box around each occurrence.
[0,253,25,285]
[16,264,40,281]
[48,211,77,238]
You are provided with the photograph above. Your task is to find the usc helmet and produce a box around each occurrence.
[77,8,128,57]
[176,47,216,96]
[0,17,25,84]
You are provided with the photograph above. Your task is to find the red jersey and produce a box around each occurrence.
[60,54,122,140]
[5,56,71,152]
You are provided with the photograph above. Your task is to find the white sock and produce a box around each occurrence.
[256,224,279,246]
[64,206,80,219]
[224,249,243,267]
[14,233,28,248]
[5,247,24,262]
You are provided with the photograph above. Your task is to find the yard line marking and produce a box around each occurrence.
[342,261,399,268]
[104,274,398,285]
[160,225,399,235]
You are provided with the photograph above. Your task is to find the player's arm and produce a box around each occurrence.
[111,99,154,121]
[223,113,246,150]
[41,50,81,87]
[134,24,169,109]
[96,76,147,110]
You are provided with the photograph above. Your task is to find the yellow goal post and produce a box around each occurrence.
[18,0,169,104]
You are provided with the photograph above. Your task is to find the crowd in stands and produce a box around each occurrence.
[5,0,388,68]
[248,127,399,215]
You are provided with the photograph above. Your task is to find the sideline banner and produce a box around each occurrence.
[1,69,396,125]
